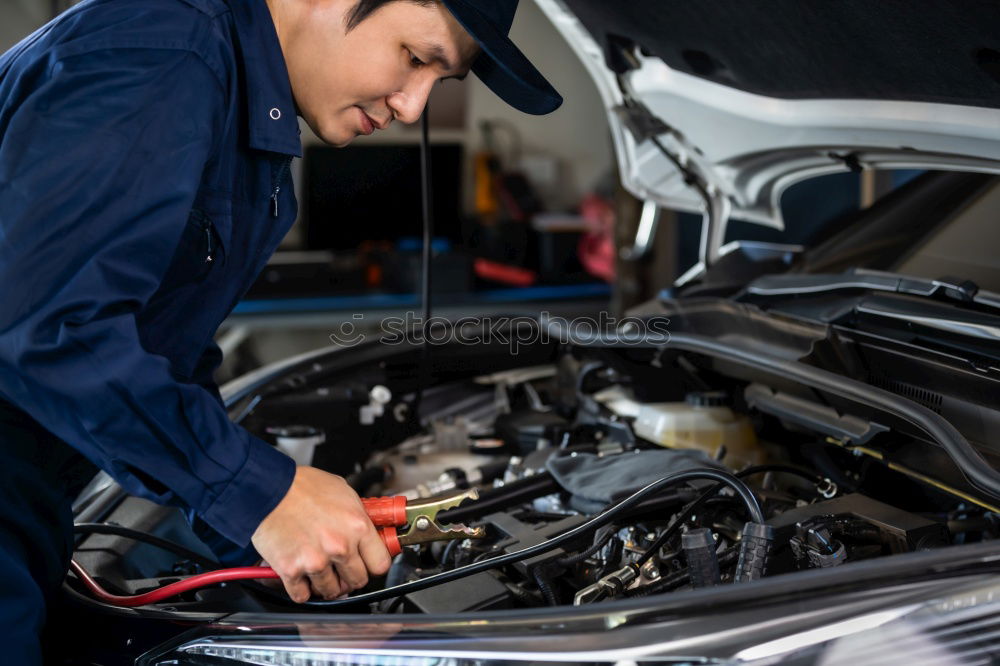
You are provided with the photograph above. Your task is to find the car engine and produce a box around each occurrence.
[69,328,1000,615]
[216,343,992,614]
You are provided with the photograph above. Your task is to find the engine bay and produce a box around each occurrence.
[68,318,1000,615]
[313,355,980,612]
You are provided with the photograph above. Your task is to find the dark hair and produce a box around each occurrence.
[345,0,438,31]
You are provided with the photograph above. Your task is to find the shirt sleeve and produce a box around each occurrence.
[186,341,265,565]
[0,47,296,547]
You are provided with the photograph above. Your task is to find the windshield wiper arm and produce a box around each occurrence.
[743,268,1000,313]
[856,295,1000,345]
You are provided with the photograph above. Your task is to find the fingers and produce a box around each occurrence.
[250,468,395,604]
[326,512,389,592]
[305,565,344,601]
[280,572,313,604]
[359,528,393,577]
[329,543,370,592]
[275,534,387,603]
[281,557,346,603]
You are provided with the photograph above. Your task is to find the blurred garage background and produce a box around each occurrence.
[2,0,874,385]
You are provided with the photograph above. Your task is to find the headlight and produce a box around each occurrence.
[740,578,1000,665]
[154,643,590,666]
[146,577,1000,666]
[161,647,472,666]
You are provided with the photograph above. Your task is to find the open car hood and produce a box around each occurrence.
[535,0,1000,272]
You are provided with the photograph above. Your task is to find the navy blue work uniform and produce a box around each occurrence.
[0,0,300,659]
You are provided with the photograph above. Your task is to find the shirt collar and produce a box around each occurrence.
[228,0,302,157]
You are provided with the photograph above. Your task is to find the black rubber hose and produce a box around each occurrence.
[600,537,624,577]
[614,490,692,522]
[557,524,616,566]
[441,538,462,569]
[634,485,723,568]
[436,472,560,524]
[476,459,513,485]
[533,567,559,606]
[632,464,809,568]
[440,476,690,528]
[72,523,293,604]
[302,468,763,608]
[73,523,219,570]
[504,580,539,606]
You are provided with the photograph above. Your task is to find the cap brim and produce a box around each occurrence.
[442,0,563,115]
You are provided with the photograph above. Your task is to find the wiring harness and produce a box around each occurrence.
[69,468,763,608]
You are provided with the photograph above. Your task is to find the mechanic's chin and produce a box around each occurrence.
[305,115,357,148]
[331,134,358,148]
[322,128,359,148]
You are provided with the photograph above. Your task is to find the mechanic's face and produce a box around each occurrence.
[275,0,478,146]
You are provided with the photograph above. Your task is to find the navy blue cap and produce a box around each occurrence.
[440,0,563,115]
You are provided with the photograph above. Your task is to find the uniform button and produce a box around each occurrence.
[269,108,281,120]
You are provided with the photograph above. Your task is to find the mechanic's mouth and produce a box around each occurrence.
[357,107,374,135]
[357,108,388,135]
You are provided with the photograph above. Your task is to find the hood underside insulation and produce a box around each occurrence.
[563,0,1000,108]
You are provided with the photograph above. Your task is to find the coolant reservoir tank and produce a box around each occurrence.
[633,392,761,467]
[266,425,326,466]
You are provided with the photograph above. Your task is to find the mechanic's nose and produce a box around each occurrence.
[387,82,434,125]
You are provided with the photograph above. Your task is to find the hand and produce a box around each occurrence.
[251,466,392,602]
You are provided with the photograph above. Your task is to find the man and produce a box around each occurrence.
[0,0,561,661]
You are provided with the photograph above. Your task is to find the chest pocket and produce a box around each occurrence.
[141,195,234,380]
[162,195,233,288]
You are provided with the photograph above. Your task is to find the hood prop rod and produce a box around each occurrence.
[647,134,731,286]
[614,73,731,282]
[413,106,434,416]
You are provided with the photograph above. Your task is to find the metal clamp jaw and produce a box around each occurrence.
[364,488,487,556]
[396,489,487,547]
